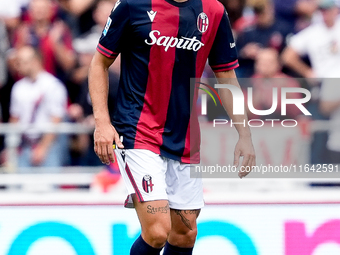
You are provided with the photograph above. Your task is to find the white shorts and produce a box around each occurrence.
[115,149,204,210]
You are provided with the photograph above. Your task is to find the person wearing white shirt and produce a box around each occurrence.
[282,0,340,79]
[282,0,340,164]
[9,46,68,169]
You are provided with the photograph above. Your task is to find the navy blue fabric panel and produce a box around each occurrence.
[98,0,130,54]
[110,0,153,148]
[208,10,238,67]
[160,1,203,160]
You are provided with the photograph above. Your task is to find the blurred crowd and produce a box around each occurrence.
[0,0,339,170]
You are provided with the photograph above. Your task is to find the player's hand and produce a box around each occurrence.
[233,136,256,179]
[94,122,124,165]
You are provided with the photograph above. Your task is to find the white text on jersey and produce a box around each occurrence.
[145,30,205,52]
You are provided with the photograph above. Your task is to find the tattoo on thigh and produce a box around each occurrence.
[174,210,200,230]
[146,204,170,214]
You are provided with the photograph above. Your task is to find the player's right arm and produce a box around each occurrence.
[88,51,123,165]
[89,0,129,164]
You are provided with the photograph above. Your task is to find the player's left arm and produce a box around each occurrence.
[214,69,256,178]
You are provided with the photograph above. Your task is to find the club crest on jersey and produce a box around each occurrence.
[103,17,112,36]
[142,175,154,193]
[197,12,209,33]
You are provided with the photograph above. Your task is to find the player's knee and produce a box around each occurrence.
[147,230,169,248]
[183,228,198,246]
[172,227,198,247]
[144,223,171,248]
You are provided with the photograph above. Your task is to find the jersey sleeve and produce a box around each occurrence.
[96,0,130,58]
[209,10,239,72]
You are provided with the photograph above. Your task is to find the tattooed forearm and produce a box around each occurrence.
[146,204,170,214]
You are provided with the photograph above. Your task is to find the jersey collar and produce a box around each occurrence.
[164,0,193,7]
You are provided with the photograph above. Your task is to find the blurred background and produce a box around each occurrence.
[0,0,340,254]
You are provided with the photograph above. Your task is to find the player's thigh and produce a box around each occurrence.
[165,161,203,246]
[115,149,168,206]
[165,161,204,210]
[168,208,200,247]
[132,195,171,237]
[170,208,200,233]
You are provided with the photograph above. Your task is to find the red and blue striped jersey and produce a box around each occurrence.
[97,0,238,163]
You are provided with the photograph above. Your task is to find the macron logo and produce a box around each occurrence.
[147,10,157,22]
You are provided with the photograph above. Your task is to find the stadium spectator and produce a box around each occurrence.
[282,0,340,79]
[0,21,9,89]
[273,0,318,33]
[236,0,291,78]
[248,48,302,120]
[67,69,119,166]
[8,46,68,170]
[57,0,98,37]
[0,21,10,159]
[13,0,76,82]
[0,0,30,32]
[71,0,117,88]
[0,103,3,161]
[65,0,118,102]
[67,0,119,166]
[282,0,340,164]
[218,0,247,27]
[320,79,340,164]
